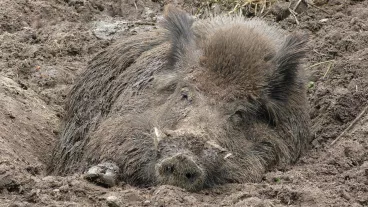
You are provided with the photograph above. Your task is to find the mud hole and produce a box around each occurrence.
[0,0,367,206]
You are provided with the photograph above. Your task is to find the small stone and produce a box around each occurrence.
[52,188,60,196]
[341,190,352,201]
[106,196,121,207]
[59,184,69,192]
[271,2,290,21]
[41,176,55,182]
[313,0,329,6]
[93,21,129,40]
[143,200,151,206]
[350,17,358,24]
[70,179,81,186]
[143,7,155,20]
[183,195,197,204]
[312,138,321,148]
[84,162,119,187]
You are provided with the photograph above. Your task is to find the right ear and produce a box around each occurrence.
[267,33,308,102]
[160,5,195,66]
[256,33,307,126]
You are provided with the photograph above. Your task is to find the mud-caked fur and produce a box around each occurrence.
[48,5,311,191]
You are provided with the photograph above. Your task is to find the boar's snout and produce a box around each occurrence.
[156,153,205,191]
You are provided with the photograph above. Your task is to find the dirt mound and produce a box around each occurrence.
[0,0,367,206]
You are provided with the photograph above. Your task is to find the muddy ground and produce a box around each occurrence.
[0,0,367,206]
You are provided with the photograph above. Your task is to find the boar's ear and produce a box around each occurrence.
[160,5,194,66]
[267,33,308,102]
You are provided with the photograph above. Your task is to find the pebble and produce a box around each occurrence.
[106,195,121,207]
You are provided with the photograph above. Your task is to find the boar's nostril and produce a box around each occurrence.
[156,154,205,191]
[181,93,188,100]
[185,172,197,183]
[180,88,192,102]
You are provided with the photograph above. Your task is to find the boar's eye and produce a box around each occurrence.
[180,88,192,102]
[230,110,244,125]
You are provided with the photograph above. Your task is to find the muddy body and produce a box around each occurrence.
[49,6,311,191]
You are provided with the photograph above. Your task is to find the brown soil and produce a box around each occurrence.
[0,0,367,206]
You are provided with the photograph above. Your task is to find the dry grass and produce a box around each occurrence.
[196,0,278,16]
[305,60,335,79]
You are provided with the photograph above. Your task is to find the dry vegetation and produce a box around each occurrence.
[194,0,278,16]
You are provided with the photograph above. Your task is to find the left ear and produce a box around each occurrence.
[160,5,195,66]
[267,33,308,102]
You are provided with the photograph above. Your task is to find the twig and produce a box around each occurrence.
[313,49,327,56]
[322,61,334,79]
[260,9,271,18]
[289,8,299,25]
[306,60,334,69]
[307,2,330,15]
[293,0,302,11]
[330,105,368,146]
[255,2,258,15]
[260,1,266,14]
[134,21,156,26]
[229,3,240,14]
[113,20,156,26]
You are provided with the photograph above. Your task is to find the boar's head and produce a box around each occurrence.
[144,6,309,191]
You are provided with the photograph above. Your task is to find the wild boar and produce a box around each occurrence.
[48,5,311,192]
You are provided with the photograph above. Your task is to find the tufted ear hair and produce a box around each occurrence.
[267,33,308,102]
[160,5,195,66]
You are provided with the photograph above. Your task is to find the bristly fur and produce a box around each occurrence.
[160,5,195,67]
[48,5,311,192]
